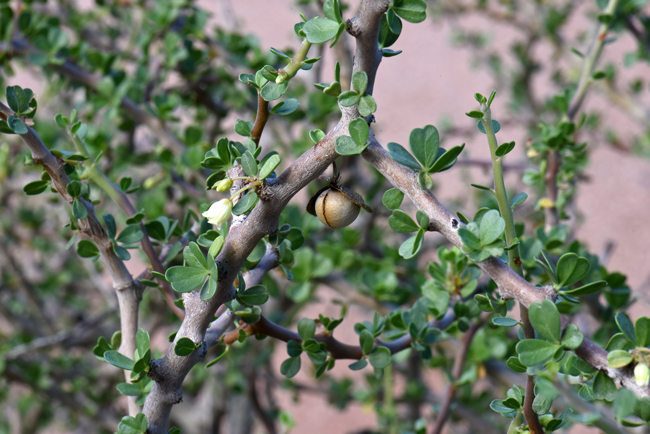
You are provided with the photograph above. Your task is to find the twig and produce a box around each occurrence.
[5,310,114,360]
[545,0,620,229]
[430,318,484,434]
[480,101,542,433]
[8,39,185,152]
[251,94,270,146]
[0,101,142,416]
[224,310,456,360]
[72,137,185,319]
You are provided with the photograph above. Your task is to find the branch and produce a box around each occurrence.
[224,310,456,360]
[360,136,649,399]
[362,138,556,306]
[73,138,184,319]
[0,101,142,416]
[250,94,270,146]
[430,318,483,434]
[346,0,389,95]
[544,0,620,228]
[204,245,279,348]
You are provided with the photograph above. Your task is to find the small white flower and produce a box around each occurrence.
[202,199,233,229]
[635,363,650,387]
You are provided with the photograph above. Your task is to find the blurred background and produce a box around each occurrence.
[1,0,650,433]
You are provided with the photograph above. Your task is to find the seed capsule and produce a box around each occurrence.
[307,184,373,229]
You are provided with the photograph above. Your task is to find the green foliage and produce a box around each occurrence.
[3,0,650,432]
[458,209,506,261]
[387,124,464,189]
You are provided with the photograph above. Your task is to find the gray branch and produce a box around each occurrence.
[0,102,143,415]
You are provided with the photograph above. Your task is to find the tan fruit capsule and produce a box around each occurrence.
[307,184,373,229]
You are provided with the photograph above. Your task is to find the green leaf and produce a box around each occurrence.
[511,192,528,207]
[360,329,374,354]
[232,191,259,215]
[560,324,583,350]
[358,95,377,117]
[234,119,253,137]
[465,110,483,119]
[116,382,143,397]
[352,71,368,95]
[636,317,650,347]
[287,340,303,358]
[458,226,481,250]
[165,266,208,293]
[205,345,230,368]
[528,300,561,343]
[270,47,291,60]
[387,142,421,170]
[367,346,391,368]
[321,81,342,96]
[271,98,300,115]
[6,86,21,112]
[335,135,368,156]
[428,143,465,174]
[72,198,88,220]
[237,285,269,306]
[104,350,135,370]
[309,129,326,144]
[174,337,198,356]
[241,151,258,177]
[259,152,281,180]
[593,371,617,402]
[556,253,590,287]
[349,118,370,146]
[477,119,500,135]
[388,210,419,233]
[8,116,28,134]
[382,48,402,57]
[398,230,424,259]
[338,90,360,107]
[382,188,404,210]
[409,125,439,170]
[506,356,528,373]
[66,181,82,198]
[23,180,50,195]
[562,280,606,296]
[280,357,301,378]
[607,349,633,368]
[116,225,144,244]
[295,318,315,341]
[136,329,150,357]
[615,312,637,345]
[478,209,505,246]
[349,359,368,370]
[495,141,515,157]
[117,413,147,434]
[490,399,517,416]
[77,239,100,259]
[260,81,289,101]
[516,339,559,366]
[200,277,217,301]
[323,0,343,23]
[303,17,341,44]
[492,317,519,327]
[185,242,207,270]
[416,210,429,229]
[392,0,427,23]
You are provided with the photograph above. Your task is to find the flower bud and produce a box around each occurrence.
[202,199,233,229]
[215,178,233,192]
[635,363,650,387]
